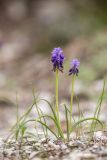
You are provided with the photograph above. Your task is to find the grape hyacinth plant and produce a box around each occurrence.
[51,47,65,132]
[69,59,80,132]
[11,47,104,143]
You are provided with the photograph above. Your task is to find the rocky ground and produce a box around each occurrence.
[0,131,107,160]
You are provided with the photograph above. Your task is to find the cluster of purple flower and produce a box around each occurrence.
[51,47,80,76]
[51,47,65,72]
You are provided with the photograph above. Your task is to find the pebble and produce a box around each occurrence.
[26,137,36,143]
[43,143,48,148]
[24,145,32,154]
[31,158,41,160]
[98,151,107,157]
[35,142,41,146]
[39,137,47,143]
[76,140,85,148]
[68,140,78,147]
[0,153,4,159]
[6,147,15,156]
[69,151,82,160]
[80,153,97,160]
[48,141,55,147]
[29,151,40,159]
[70,132,77,140]
[93,131,107,144]
[61,144,67,150]
[53,144,60,150]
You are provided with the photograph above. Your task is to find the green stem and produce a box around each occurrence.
[15,92,20,141]
[55,69,64,140]
[16,92,19,124]
[55,68,60,122]
[70,75,75,131]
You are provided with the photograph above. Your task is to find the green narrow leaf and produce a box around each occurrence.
[39,114,64,139]
[38,107,48,138]
[37,121,58,138]
[11,102,35,131]
[40,99,57,121]
[91,80,105,132]
[64,104,69,141]
[26,132,38,138]
[72,117,103,133]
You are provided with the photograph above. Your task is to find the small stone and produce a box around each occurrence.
[35,143,41,146]
[2,158,10,160]
[29,151,40,159]
[27,137,35,143]
[68,141,73,146]
[39,138,47,143]
[6,147,15,156]
[49,155,54,159]
[53,144,60,150]
[76,140,85,148]
[0,153,4,159]
[69,151,82,160]
[92,144,99,149]
[24,145,32,154]
[99,151,107,157]
[101,136,107,144]
[48,141,55,147]
[43,144,48,148]
[80,153,97,160]
[66,149,70,153]
[93,131,103,141]
[61,144,67,150]
[68,140,78,147]
[0,138,4,144]
[70,132,77,140]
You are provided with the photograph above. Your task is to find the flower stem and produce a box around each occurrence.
[55,69,65,140]
[16,92,19,124]
[55,68,60,121]
[70,75,75,132]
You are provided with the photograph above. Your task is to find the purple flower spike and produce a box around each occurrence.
[51,47,65,72]
[69,59,80,76]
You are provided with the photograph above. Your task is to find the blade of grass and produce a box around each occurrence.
[39,99,64,139]
[37,115,64,139]
[32,89,46,136]
[90,80,105,132]
[75,96,87,136]
[38,107,48,138]
[64,104,69,141]
[40,99,57,121]
[26,131,38,138]
[22,114,64,139]
[37,121,58,138]
[11,102,35,131]
[72,117,103,132]
[64,104,76,130]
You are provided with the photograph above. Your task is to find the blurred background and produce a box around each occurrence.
[0,0,107,136]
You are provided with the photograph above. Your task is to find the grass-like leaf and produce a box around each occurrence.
[72,117,104,133]
[39,99,64,139]
[37,121,58,138]
[64,104,70,141]
[90,80,105,132]
[40,99,57,121]
[37,114,64,139]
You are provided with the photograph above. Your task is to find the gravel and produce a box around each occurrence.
[0,131,107,160]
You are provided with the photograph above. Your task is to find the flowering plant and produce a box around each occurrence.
[11,47,104,142]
